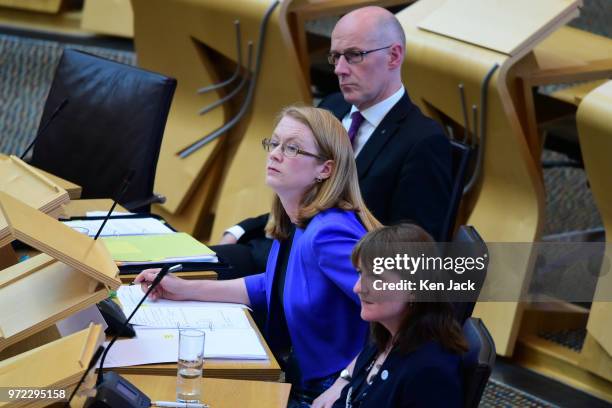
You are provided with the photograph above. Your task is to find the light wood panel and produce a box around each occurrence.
[71,375,291,408]
[81,0,133,38]
[512,26,612,161]
[34,167,81,200]
[417,0,580,56]
[0,324,104,408]
[576,81,612,360]
[131,0,309,240]
[550,80,608,106]
[534,26,612,70]
[0,192,120,288]
[0,155,69,213]
[578,333,612,388]
[0,7,82,35]
[0,153,80,201]
[515,334,612,402]
[0,0,64,13]
[0,255,106,352]
[0,193,120,353]
[516,297,612,400]
[0,325,61,362]
[397,0,561,355]
[0,155,69,246]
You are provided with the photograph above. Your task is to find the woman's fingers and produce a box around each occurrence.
[136,268,166,295]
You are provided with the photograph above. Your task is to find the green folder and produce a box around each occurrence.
[102,232,215,264]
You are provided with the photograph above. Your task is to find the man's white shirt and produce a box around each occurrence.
[343,86,405,156]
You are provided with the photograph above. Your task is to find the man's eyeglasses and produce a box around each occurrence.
[262,138,327,160]
[327,45,392,65]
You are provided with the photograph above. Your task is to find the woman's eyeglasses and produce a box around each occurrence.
[262,138,327,160]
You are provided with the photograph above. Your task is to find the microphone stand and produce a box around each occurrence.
[96,264,182,386]
[20,98,69,160]
[64,345,105,407]
[93,169,134,241]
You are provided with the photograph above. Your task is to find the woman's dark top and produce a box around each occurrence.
[333,341,463,408]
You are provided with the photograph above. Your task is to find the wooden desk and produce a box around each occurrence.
[112,311,281,382]
[515,26,612,161]
[61,198,127,217]
[35,167,82,199]
[119,269,217,284]
[71,375,291,408]
[0,199,119,285]
[0,153,82,199]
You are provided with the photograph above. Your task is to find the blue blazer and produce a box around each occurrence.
[333,341,463,408]
[244,208,369,382]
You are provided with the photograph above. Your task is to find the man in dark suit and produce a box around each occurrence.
[215,6,451,277]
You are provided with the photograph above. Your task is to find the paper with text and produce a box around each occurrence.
[63,217,174,237]
[118,285,248,315]
[102,326,268,368]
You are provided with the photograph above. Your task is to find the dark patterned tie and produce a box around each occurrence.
[347,111,365,147]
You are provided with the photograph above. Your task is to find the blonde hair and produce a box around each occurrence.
[266,105,381,240]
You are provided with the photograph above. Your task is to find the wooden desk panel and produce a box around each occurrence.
[35,167,82,200]
[72,375,291,408]
[119,270,217,284]
[0,153,81,201]
[61,199,126,218]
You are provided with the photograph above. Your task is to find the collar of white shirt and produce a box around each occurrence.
[344,86,405,156]
[348,86,405,129]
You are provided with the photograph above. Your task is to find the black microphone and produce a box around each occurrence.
[20,98,69,160]
[93,169,135,240]
[95,264,182,386]
[64,345,105,407]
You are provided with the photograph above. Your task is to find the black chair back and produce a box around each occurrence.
[462,317,495,408]
[451,225,488,324]
[31,49,176,212]
[440,140,473,241]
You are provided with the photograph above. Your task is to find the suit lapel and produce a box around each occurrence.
[329,98,351,121]
[356,92,414,179]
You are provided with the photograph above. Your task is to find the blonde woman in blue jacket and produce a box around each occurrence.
[136,106,381,406]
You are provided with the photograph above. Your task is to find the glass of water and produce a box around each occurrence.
[177,329,205,403]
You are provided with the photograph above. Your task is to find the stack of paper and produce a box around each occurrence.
[102,232,217,266]
[0,155,69,246]
[103,327,268,367]
[102,286,267,367]
[117,284,249,316]
[63,217,174,237]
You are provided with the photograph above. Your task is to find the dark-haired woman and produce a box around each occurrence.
[314,224,467,408]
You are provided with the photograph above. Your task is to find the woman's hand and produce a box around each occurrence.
[133,268,192,301]
[312,378,348,408]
